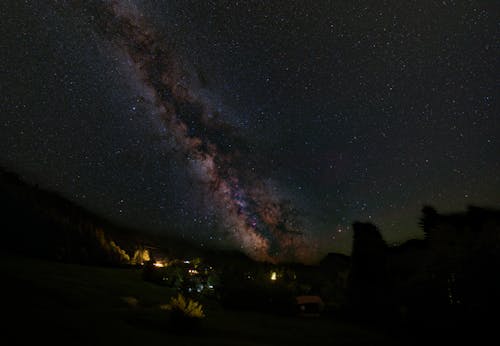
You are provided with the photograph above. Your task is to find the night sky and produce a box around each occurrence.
[2,1,499,262]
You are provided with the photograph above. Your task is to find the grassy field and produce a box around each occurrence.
[0,252,401,345]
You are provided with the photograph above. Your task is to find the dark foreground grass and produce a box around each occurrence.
[0,252,400,346]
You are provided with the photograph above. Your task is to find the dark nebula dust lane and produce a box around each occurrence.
[82,0,312,262]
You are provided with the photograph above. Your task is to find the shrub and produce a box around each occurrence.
[161,293,205,318]
[161,294,205,332]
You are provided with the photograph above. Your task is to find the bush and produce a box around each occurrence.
[161,294,205,332]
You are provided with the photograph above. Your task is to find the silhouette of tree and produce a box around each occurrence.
[419,205,438,241]
[348,222,388,320]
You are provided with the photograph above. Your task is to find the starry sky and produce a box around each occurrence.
[2,0,499,262]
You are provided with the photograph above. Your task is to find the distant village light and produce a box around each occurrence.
[270,271,277,281]
[153,261,164,267]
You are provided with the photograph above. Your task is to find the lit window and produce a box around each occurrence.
[270,271,277,281]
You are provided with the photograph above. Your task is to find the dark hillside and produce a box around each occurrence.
[0,168,199,265]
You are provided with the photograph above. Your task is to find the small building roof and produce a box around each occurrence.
[296,295,324,305]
